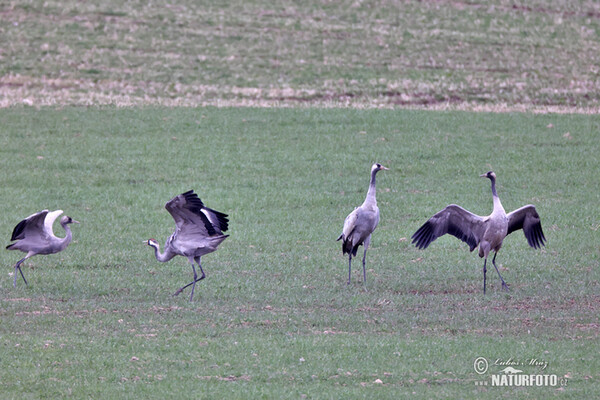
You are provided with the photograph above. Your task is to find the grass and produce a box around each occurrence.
[1,0,600,109]
[0,107,598,398]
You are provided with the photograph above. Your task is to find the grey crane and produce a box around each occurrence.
[145,190,229,301]
[411,171,546,294]
[337,163,389,284]
[6,209,79,287]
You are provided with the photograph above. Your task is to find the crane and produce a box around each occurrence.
[411,171,546,293]
[146,190,229,301]
[337,163,389,284]
[6,209,79,287]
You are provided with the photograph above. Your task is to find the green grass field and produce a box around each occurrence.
[0,107,598,398]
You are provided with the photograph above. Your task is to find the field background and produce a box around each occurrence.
[1,0,600,110]
[1,0,600,399]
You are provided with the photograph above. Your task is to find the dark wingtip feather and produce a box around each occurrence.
[527,230,536,249]
[182,191,230,233]
[411,222,433,250]
[525,223,546,249]
[205,207,229,233]
[182,190,206,209]
[536,226,546,248]
[410,223,426,241]
[533,229,542,249]
[539,224,546,244]
[10,219,27,241]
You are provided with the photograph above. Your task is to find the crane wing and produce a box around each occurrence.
[10,210,51,241]
[412,204,485,251]
[165,190,229,239]
[44,210,64,237]
[337,207,359,241]
[337,206,380,256]
[506,204,546,249]
[201,206,229,234]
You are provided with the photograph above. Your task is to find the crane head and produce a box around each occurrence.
[372,163,389,173]
[61,216,80,225]
[146,239,159,248]
[480,171,496,180]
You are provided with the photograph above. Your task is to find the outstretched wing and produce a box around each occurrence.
[507,204,546,249]
[10,210,51,241]
[412,204,485,251]
[165,190,229,239]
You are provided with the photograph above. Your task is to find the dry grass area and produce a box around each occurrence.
[1,0,600,112]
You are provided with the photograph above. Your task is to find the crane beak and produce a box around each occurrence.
[72,220,80,224]
[380,165,390,171]
[479,173,487,178]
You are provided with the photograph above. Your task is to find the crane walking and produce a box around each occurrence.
[6,209,79,287]
[146,190,229,301]
[411,171,546,294]
[337,163,389,284]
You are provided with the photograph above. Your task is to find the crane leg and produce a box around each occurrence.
[173,259,206,300]
[492,253,509,291]
[362,236,371,285]
[347,254,352,285]
[362,248,368,284]
[482,258,487,295]
[13,257,28,287]
[189,263,199,302]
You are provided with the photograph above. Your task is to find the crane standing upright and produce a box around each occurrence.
[337,163,389,284]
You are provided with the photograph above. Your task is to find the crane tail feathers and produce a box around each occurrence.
[339,236,359,256]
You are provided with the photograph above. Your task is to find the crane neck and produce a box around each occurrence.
[490,176,498,197]
[489,177,505,214]
[59,222,73,249]
[364,168,379,204]
[152,243,175,263]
